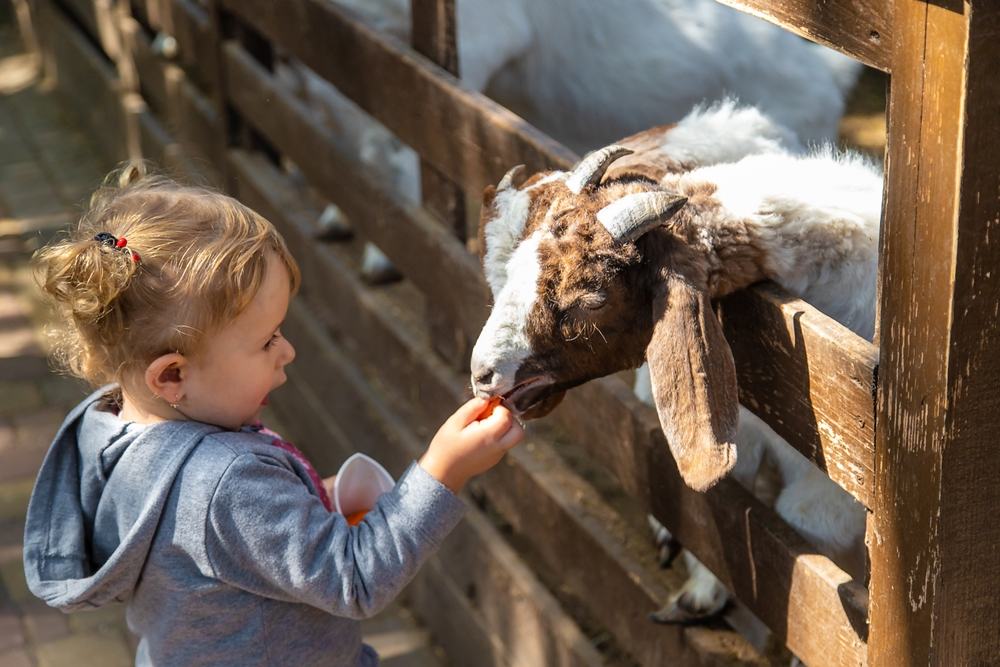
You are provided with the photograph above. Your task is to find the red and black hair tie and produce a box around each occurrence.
[94,232,141,264]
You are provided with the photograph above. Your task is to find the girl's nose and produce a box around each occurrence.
[280,337,296,365]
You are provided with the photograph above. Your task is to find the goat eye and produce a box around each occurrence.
[578,293,608,310]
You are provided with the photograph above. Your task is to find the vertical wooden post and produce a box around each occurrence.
[12,0,40,59]
[208,2,275,192]
[110,0,145,162]
[207,0,237,191]
[870,1,1000,664]
[411,0,471,371]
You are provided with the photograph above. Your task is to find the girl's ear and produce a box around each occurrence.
[144,353,187,403]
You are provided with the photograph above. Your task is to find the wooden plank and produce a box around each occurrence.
[57,0,121,60]
[232,150,766,666]
[43,1,128,162]
[124,17,223,183]
[870,2,1000,664]
[485,436,768,667]
[126,17,169,113]
[272,303,605,667]
[428,511,606,667]
[555,380,869,667]
[49,8,217,180]
[164,0,218,92]
[231,149,859,665]
[133,104,217,193]
[220,0,578,195]
[411,0,459,77]
[719,284,878,508]
[222,43,490,341]
[129,0,216,91]
[405,554,507,667]
[716,0,890,72]
[412,0,471,370]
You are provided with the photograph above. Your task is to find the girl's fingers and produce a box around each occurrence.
[451,396,491,428]
[476,405,517,434]
[495,419,525,450]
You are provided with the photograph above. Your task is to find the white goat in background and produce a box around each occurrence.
[468,101,878,640]
[288,0,862,281]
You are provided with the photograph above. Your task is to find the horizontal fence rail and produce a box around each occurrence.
[719,287,878,507]
[221,42,491,342]
[220,0,577,194]
[716,0,892,72]
[130,0,218,91]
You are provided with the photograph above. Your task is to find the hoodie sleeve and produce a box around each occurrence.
[204,452,465,618]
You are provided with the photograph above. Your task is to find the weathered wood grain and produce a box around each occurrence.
[129,0,217,91]
[57,0,121,60]
[719,284,878,508]
[716,0,891,72]
[123,17,222,183]
[220,0,578,195]
[134,98,208,183]
[42,1,128,162]
[555,379,869,667]
[412,0,472,370]
[222,43,491,342]
[870,1,1000,664]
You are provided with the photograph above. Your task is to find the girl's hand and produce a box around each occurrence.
[418,397,525,493]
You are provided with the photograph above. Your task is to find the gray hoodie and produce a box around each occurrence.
[23,387,466,666]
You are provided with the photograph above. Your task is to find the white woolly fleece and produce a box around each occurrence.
[675,149,883,339]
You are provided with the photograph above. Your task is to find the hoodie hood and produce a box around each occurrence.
[23,387,219,611]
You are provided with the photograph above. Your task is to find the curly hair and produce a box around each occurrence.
[33,161,300,390]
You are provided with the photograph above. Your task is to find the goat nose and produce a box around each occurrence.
[473,369,495,387]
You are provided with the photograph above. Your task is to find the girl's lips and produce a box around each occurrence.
[261,395,269,406]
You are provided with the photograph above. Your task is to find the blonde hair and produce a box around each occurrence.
[34,162,301,390]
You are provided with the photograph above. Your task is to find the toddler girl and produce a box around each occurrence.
[22,164,523,666]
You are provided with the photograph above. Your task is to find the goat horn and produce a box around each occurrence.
[497,164,526,192]
[565,145,634,194]
[596,191,688,244]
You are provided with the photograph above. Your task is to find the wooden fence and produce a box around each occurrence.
[27,0,1000,664]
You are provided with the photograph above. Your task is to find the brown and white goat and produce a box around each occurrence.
[470,102,879,625]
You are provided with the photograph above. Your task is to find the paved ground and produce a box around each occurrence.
[0,19,443,667]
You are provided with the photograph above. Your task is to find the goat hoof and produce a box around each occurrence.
[361,246,402,285]
[315,204,353,241]
[647,514,681,568]
[649,589,727,625]
[360,262,403,285]
[657,536,682,568]
[649,592,725,625]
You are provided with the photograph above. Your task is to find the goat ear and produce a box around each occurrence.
[646,273,738,491]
